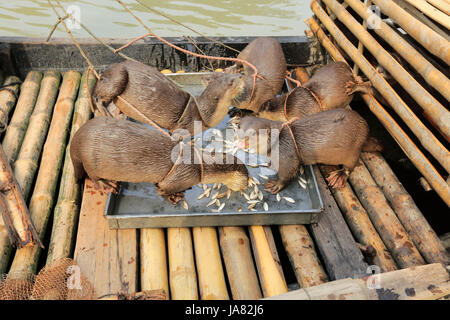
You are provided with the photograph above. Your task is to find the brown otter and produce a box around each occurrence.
[92,60,245,135]
[236,109,383,193]
[205,37,287,113]
[255,62,372,122]
[70,116,249,204]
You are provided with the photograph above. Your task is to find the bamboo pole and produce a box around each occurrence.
[371,0,450,64]
[249,226,288,297]
[13,70,61,201]
[361,152,450,265]
[427,0,450,15]
[0,71,42,273]
[193,227,229,300]
[307,6,450,206]
[344,0,450,103]
[7,71,81,279]
[0,145,42,248]
[279,225,328,287]
[403,0,450,29]
[167,227,198,300]
[348,160,425,268]
[140,228,169,297]
[46,71,96,264]
[319,165,397,272]
[2,71,42,164]
[322,0,450,167]
[218,227,262,300]
[0,76,21,132]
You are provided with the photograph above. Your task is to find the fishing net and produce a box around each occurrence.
[0,257,168,300]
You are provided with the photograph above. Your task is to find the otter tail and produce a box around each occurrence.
[362,136,384,153]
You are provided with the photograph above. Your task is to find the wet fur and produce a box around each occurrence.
[93,60,244,135]
[255,62,366,122]
[239,109,374,190]
[70,117,248,197]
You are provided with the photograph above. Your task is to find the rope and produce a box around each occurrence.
[280,117,302,161]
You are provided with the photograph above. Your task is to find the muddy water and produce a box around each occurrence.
[0,0,311,38]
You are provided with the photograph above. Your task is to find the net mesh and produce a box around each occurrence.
[0,258,168,300]
[0,258,95,300]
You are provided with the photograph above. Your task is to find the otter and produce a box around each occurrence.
[255,62,372,122]
[92,60,245,135]
[204,37,287,113]
[70,117,249,204]
[236,109,383,193]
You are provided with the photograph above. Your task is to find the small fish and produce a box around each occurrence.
[226,189,232,199]
[258,192,263,201]
[242,192,250,201]
[263,202,268,211]
[197,193,206,200]
[248,203,257,210]
[218,202,225,211]
[259,174,269,180]
[247,200,260,204]
[299,176,307,184]
[276,193,281,202]
[238,207,242,212]
[182,201,189,210]
[252,177,260,185]
[299,166,305,175]
[216,199,221,207]
[212,191,219,200]
[284,196,295,203]
[207,199,216,207]
[298,180,306,189]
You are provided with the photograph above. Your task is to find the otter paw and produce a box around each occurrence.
[264,180,284,194]
[326,170,348,188]
[100,180,120,194]
[165,192,185,205]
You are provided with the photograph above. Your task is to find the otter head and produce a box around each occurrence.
[197,73,245,128]
[236,116,281,156]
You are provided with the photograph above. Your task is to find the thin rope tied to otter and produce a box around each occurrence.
[280,117,302,162]
[163,137,204,186]
[282,84,323,121]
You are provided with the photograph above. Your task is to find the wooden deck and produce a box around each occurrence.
[0,66,448,300]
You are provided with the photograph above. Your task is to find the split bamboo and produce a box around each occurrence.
[371,0,450,65]
[308,5,450,206]
[7,71,81,279]
[46,71,96,264]
[0,145,41,248]
[279,225,328,287]
[348,160,425,268]
[192,227,229,300]
[361,152,450,265]
[249,226,288,297]
[403,0,450,29]
[13,70,61,201]
[267,263,450,300]
[319,165,397,272]
[167,227,198,300]
[344,0,450,103]
[0,76,21,132]
[2,71,42,164]
[140,228,169,297]
[322,0,450,170]
[218,227,262,300]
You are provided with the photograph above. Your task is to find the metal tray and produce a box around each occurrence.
[103,72,324,229]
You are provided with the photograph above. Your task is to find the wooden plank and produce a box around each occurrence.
[267,263,450,300]
[309,165,368,280]
[74,180,137,298]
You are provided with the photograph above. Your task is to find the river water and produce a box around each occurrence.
[0,0,311,38]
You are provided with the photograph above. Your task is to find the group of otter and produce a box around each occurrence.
[70,37,381,205]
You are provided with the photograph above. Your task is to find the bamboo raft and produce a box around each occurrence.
[0,0,449,300]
